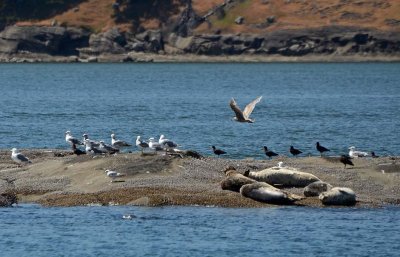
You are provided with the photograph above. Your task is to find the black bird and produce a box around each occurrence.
[290,146,302,157]
[371,151,379,158]
[340,155,354,169]
[212,146,226,157]
[263,146,278,159]
[72,144,86,156]
[316,142,330,156]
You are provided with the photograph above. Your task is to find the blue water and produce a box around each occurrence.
[0,63,399,158]
[0,204,399,257]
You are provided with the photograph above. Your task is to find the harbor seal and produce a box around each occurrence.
[319,187,356,206]
[240,182,303,205]
[248,165,320,188]
[220,167,256,192]
[304,181,333,197]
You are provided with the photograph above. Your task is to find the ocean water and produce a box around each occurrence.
[0,63,399,158]
[1,204,400,257]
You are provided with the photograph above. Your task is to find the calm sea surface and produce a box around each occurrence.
[0,63,399,158]
[1,204,400,257]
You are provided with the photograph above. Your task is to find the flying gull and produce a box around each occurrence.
[212,146,226,157]
[111,133,131,149]
[263,146,278,159]
[11,148,32,165]
[229,96,262,123]
[349,146,368,158]
[316,142,330,156]
[136,136,149,153]
[290,146,302,157]
[65,131,83,146]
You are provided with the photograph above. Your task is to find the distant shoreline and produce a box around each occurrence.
[1,53,400,63]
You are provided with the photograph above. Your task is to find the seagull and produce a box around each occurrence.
[212,146,226,157]
[340,155,354,169]
[84,139,103,155]
[72,144,86,156]
[349,146,368,158]
[11,148,32,165]
[277,161,283,168]
[263,146,278,159]
[290,146,302,157]
[65,131,83,146]
[316,142,330,156]
[98,141,119,154]
[229,96,262,123]
[149,137,163,151]
[82,134,100,147]
[105,169,125,181]
[136,136,149,153]
[159,135,178,153]
[111,133,131,149]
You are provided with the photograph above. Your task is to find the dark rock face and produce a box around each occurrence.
[0,25,90,56]
[0,25,399,59]
[170,26,400,56]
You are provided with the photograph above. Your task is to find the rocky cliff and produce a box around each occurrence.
[0,0,399,62]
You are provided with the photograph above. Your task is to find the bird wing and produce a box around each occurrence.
[17,153,30,162]
[243,96,262,119]
[229,98,246,121]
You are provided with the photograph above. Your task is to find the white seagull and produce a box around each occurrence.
[11,148,32,165]
[105,169,125,181]
[349,146,369,158]
[136,136,149,153]
[84,139,103,156]
[65,131,83,145]
[149,137,163,151]
[111,133,131,149]
[229,96,262,123]
[82,134,100,147]
[159,135,178,152]
[99,141,119,154]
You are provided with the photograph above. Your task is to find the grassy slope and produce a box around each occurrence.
[13,0,400,33]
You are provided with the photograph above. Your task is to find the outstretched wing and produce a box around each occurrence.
[243,96,262,119]
[229,98,246,121]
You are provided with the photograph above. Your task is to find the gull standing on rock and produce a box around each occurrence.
[11,148,32,165]
[99,141,119,154]
[82,134,100,147]
[229,96,262,123]
[159,135,178,153]
[111,133,131,149]
[84,139,103,156]
[349,146,368,158]
[65,131,83,146]
[149,137,163,152]
[136,136,149,153]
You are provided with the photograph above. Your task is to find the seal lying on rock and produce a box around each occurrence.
[304,181,333,197]
[319,187,356,206]
[220,166,256,192]
[248,164,320,188]
[240,182,303,205]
